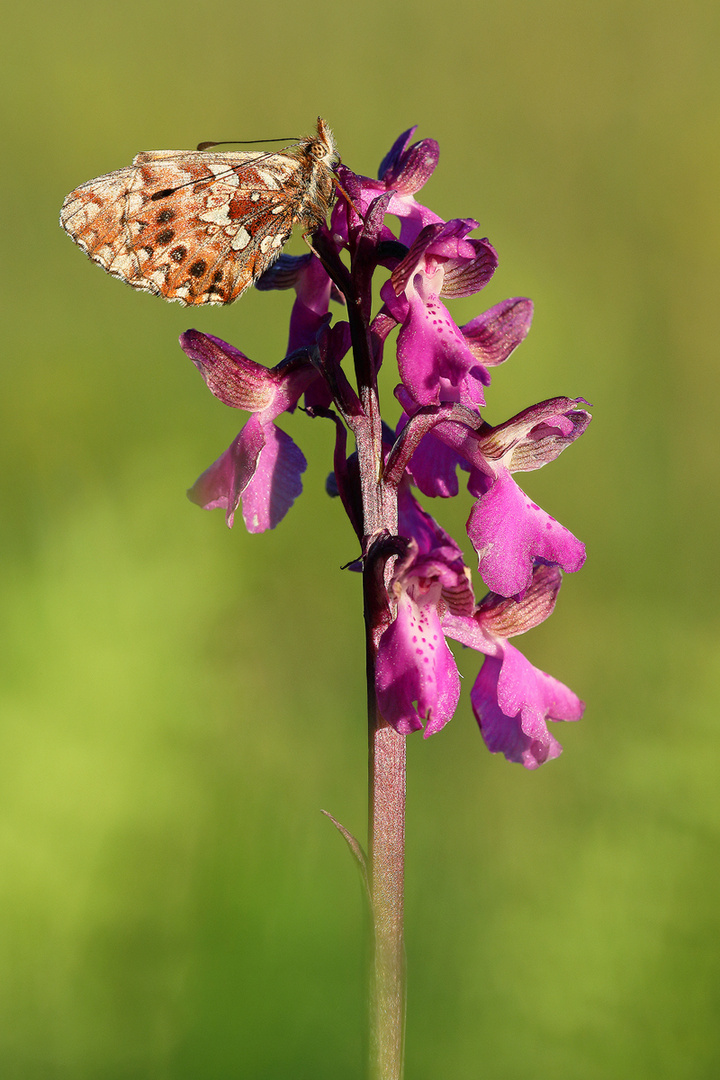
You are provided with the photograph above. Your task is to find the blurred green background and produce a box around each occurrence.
[2,1,719,1076]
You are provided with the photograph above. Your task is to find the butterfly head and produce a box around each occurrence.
[303,117,340,171]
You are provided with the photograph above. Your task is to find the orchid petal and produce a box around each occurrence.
[376,591,460,736]
[187,415,266,527]
[467,469,585,597]
[240,423,307,533]
[471,644,583,768]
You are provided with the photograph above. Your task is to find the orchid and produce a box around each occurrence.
[175,128,591,1068]
[380,218,498,406]
[376,488,583,767]
[443,563,584,768]
[375,486,472,737]
[182,128,589,755]
[180,330,316,531]
[331,125,444,247]
[395,390,591,595]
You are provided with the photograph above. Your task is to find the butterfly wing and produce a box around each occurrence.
[60,150,304,305]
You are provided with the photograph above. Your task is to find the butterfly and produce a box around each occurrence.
[59,117,339,306]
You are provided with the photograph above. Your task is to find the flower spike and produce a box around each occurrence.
[176,124,590,764]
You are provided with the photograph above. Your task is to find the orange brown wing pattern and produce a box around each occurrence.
[60,119,339,307]
[60,151,304,305]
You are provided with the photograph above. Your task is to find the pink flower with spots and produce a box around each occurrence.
[380,219,498,407]
[374,493,582,766]
[375,487,472,735]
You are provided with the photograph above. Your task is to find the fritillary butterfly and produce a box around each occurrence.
[60,117,339,306]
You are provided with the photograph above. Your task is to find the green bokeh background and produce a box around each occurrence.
[2,1,719,1076]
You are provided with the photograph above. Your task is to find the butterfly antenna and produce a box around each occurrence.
[197,137,299,151]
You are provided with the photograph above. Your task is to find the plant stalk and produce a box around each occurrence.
[313,222,406,1080]
[367,702,406,1080]
[361,416,405,1080]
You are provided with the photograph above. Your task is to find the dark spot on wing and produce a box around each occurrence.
[189,259,207,278]
[170,246,187,263]
[156,229,175,244]
[156,209,176,223]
